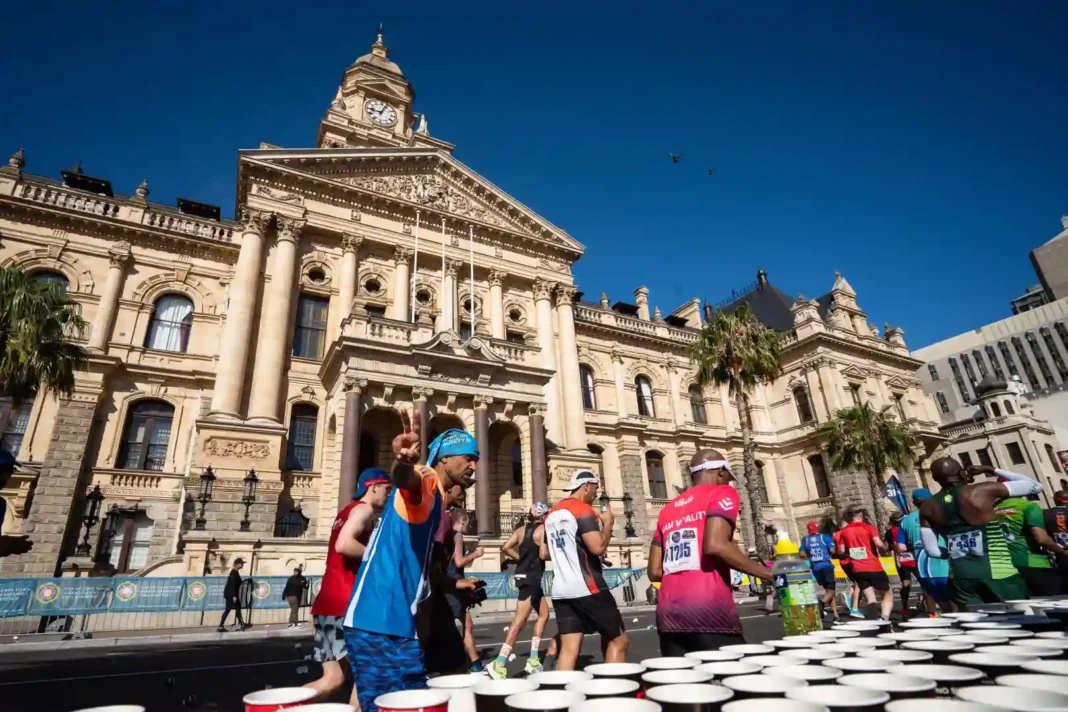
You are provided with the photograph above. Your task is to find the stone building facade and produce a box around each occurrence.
[0,31,943,580]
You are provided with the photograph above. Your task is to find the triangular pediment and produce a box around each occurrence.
[840,364,869,380]
[885,375,909,390]
[243,148,584,257]
[414,331,506,364]
[346,77,409,103]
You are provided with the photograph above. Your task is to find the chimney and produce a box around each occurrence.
[757,269,769,288]
[634,286,650,320]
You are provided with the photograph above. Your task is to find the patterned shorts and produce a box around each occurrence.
[313,615,347,662]
[344,627,427,712]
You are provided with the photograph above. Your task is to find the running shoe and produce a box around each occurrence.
[471,661,484,673]
[524,657,544,675]
[487,660,508,680]
[848,608,865,618]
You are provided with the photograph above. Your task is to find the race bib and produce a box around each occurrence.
[809,547,828,563]
[1055,532,1068,549]
[897,551,915,564]
[663,527,700,574]
[947,530,984,559]
[849,546,868,560]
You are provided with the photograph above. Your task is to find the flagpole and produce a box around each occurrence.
[468,225,476,336]
[440,218,447,330]
[411,210,420,323]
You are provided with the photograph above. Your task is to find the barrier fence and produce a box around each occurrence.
[0,568,646,638]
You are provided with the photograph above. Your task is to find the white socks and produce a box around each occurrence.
[531,637,541,659]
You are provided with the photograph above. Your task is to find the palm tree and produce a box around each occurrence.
[0,267,88,436]
[689,303,784,559]
[818,402,918,531]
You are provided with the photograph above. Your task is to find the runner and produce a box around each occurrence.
[1044,489,1068,593]
[488,502,555,679]
[541,470,628,670]
[887,512,917,620]
[647,449,771,654]
[306,468,391,706]
[918,459,1035,607]
[995,486,1067,596]
[833,519,863,618]
[443,508,486,672]
[799,521,838,623]
[343,417,479,712]
[897,488,953,616]
[835,507,893,620]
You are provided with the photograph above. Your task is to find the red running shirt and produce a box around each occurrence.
[311,501,371,617]
[837,521,883,573]
[653,483,742,635]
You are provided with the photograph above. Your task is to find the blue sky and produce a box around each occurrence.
[2,2,1065,349]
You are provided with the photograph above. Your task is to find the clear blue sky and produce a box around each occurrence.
[2,1,1065,349]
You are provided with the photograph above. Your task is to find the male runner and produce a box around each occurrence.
[443,508,485,672]
[344,416,479,712]
[799,521,838,623]
[541,470,628,670]
[897,488,952,615]
[306,468,390,705]
[833,520,862,617]
[836,507,893,620]
[919,458,1035,607]
[648,449,771,654]
[995,489,1066,596]
[488,502,554,679]
[887,511,917,620]
[1044,490,1068,592]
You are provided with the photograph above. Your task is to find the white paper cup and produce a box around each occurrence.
[377,690,452,712]
[71,708,146,712]
[954,685,1068,711]
[473,680,540,712]
[879,631,946,642]
[722,673,806,699]
[685,651,745,663]
[942,613,990,622]
[815,644,866,657]
[995,674,1068,695]
[1024,660,1068,676]
[786,685,889,711]
[833,624,883,638]
[1013,639,1068,653]
[723,700,829,712]
[719,644,774,656]
[583,663,647,682]
[974,629,1034,640]
[769,638,824,649]
[925,628,967,637]
[568,699,660,712]
[901,640,977,665]
[887,664,985,698]
[642,669,716,686]
[948,653,1036,676]
[430,673,487,712]
[836,673,936,699]
[857,649,933,664]
[885,702,1002,712]
[645,683,735,712]
[781,649,846,663]
[565,678,640,699]
[527,672,594,690]
[1038,633,1068,640]
[822,657,897,673]
[291,706,357,712]
[901,619,954,629]
[745,655,805,668]
[505,690,584,712]
[951,635,1009,646]
[245,688,319,712]
[761,665,843,683]
[642,657,700,670]
[694,661,763,679]
[973,645,1047,659]
[808,630,862,640]
[962,623,1022,631]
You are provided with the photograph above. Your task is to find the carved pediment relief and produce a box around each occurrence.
[885,375,910,391]
[839,364,868,381]
[414,331,506,365]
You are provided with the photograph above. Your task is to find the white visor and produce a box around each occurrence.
[689,460,733,475]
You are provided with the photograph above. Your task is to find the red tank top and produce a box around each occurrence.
[311,501,370,617]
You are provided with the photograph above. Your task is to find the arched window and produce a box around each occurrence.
[580,365,597,411]
[32,270,69,293]
[119,400,174,471]
[145,294,193,352]
[990,402,1002,418]
[754,460,769,503]
[1047,444,1062,474]
[793,387,814,424]
[1004,400,1015,415]
[512,438,523,486]
[646,451,667,500]
[635,376,655,417]
[286,404,319,471]
[103,509,154,572]
[689,387,707,424]
[1,399,34,455]
[809,455,831,499]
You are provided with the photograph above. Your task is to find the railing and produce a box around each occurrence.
[491,340,537,365]
[366,317,414,343]
[647,498,670,516]
[18,183,121,218]
[143,210,234,242]
[462,509,529,537]
[574,305,698,344]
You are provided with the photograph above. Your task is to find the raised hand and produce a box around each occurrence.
[392,408,422,464]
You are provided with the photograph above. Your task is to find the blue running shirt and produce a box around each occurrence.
[897,510,949,580]
[800,533,835,571]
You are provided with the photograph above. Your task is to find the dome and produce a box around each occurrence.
[973,374,1008,398]
[354,27,404,77]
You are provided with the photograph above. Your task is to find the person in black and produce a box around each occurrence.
[443,508,485,672]
[282,565,308,628]
[218,558,249,632]
[488,502,556,679]
[1045,490,1068,592]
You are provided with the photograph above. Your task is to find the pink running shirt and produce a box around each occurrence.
[653,483,742,635]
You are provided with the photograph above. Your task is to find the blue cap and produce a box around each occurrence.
[427,429,479,467]
[354,468,389,500]
[912,487,932,503]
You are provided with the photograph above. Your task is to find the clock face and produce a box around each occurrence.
[364,98,398,127]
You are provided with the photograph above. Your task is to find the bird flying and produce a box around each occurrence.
[670,152,682,163]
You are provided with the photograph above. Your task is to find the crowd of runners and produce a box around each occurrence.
[295,406,1064,712]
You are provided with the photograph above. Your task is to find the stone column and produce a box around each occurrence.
[804,368,829,422]
[210,208,272,419]
[534,279,564,446]
[555,285,587,450]
[666,360,685,426]
[444,260,460,332]
[612,348,628,417]
[336,233,361,336]
[414,388,432,464]
[391,247,412,322]
[489,269,506,340]
[88,243,131,351]
[817,361,843,415]
[474,396,493,537]
[248,216,305,423]
[530,406,548,505]
[338,379,366,508]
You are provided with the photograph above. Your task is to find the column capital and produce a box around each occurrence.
[474,394,494,410]
[412,386,434,401]
[444,259,462,277]
[554,285,578,307]
[343,377,369,393]
[532,278,556,301]
[611,347,625,364]
[664,358,679,374]
[275,216,306,244]
[488,269,507,286]
[107,241,131,268]
[528,402,545,417]
[341,233,363,253]
[239,206,273,234]
[394,246,413,263]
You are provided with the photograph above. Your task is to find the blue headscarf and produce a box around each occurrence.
[427,429,479,467]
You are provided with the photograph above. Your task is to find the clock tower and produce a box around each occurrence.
[318,27,417,149]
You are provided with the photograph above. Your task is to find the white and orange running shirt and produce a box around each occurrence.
[545,499,607,600]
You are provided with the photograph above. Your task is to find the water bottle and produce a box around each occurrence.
[771,531,823,635]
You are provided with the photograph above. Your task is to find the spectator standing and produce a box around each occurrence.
[219,558,249,632]
[284,566,309,628]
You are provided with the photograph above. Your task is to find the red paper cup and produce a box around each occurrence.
[244,688,318,712]
[377,690,452,712]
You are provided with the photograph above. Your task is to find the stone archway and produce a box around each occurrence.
[361,407,403,472]
[489,420,524,536]
[427,413,466,442]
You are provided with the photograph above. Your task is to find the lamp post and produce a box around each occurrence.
[97,503,120,563]
[598,489,611,513]
[240,468,258,532]
[195,466,216,531]
[622,492,636,538]
[76,484,105,556]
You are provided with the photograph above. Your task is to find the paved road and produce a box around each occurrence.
[0,602,784,712]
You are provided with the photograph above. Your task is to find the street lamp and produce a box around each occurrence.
[622,492,636,538]
[599,489,611,512]
[76,485,105,556]
[240,468,258,532]
[97,504,120,563]
[195,466,216,531]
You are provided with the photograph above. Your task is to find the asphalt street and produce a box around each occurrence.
[0,601,785,712]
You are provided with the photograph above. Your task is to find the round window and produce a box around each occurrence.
[307,267,326,284]
[509,308,522,323]
[415,289,432,304]
[364,278,381,294]
[463,299,473,313]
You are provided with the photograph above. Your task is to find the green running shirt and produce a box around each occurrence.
[934,485,1016,580]
[995,497,1052,569]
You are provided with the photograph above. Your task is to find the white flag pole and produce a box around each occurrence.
[411,210,420,323]
[440,218,447,329]
[469,225,476,336]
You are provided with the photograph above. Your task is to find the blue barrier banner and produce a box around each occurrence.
[0,578,35,618]
[25,578,112,615]
[478,568,644,600]
[111,578,186,612]
[180,578,229,612]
